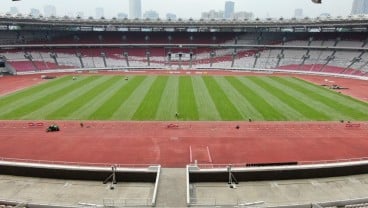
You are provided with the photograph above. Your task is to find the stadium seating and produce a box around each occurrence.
[1,31,368,77]
[7,61,36,71]
[8,60,74,72]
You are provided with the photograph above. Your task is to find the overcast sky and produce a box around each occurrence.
[0,0,355,19]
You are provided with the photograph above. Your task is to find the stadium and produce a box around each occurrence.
[1,1,368,207]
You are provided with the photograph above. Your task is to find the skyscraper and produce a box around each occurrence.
[294,8,303,19]
[44,5,56,17]
[201,10,224,20]
[129,0,142,19]
[351,0,368,14]
[9,7,18,15]
[143,10,159,19]
[166,13,177,20]
[232,11,253,20]
[30,8,40,17]
[224,1,235,19]
[95,7,104,19]
[117,13,128,19]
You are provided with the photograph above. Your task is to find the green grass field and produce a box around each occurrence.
[1,75,368,121]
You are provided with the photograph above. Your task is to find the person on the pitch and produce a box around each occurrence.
[175,112,179,118]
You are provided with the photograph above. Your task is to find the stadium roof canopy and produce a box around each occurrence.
[1,15,368,32]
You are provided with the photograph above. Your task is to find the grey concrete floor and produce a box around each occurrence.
[1,171,368,207]
[191,174,368,207]
[156,168,187,207]
[0,175,154,207]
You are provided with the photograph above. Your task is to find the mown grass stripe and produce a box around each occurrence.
[225,76,285,120]
[290,77,368,119]
[0,76,98,119]
[214,76,264,120]
[70,77,132,119]
[261,77,331,121]
[237,77,303,120]
[191,76,221,120]
[0,76,70,107]
[20,76,107,120]
[132,76,169,120]
[87,76,145,120]
[0,76,74,114]
[203,76,242,120]
[111,76,156,120]
[249,76,330,120]
[45,76,121,119]
[155,76,179,120]
[273,77,367,120]
[177,76,199,120]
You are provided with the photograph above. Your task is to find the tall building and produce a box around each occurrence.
[233,11,253,20]
[129,0,142,19]
[294,8,303,19]
[95,7,104,19]
[143,10,159,19]
[319,13,331,18]
[30,8,40,17]
[351,0,368,14]
[44,5,56,17]
[166,13,177,20]
[201,10,224,20]
[9,7,18,15]
[117,12,128,19]
[224,1,235,19]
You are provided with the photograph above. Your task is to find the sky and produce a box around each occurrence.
[0,0,355,19]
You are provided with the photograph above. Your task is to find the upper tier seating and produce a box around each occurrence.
[1,31,368,77]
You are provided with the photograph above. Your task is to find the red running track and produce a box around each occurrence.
[0,74,46,96]
[0,121,367,167]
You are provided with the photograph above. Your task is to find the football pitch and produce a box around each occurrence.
[0,75,368,121]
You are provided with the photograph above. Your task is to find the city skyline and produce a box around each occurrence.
[0,0,355,19]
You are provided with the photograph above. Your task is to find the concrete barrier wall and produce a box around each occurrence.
[189,161,368,182]
[0,162,157,182]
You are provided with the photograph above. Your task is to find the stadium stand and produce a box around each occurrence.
[2,14,368,207]
[1,30,368,77]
